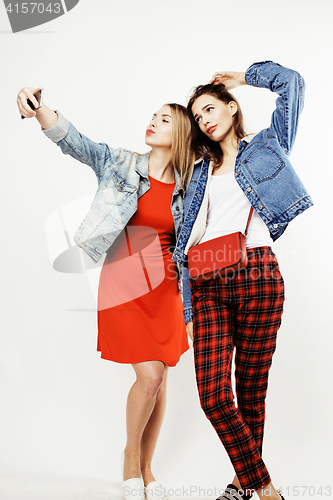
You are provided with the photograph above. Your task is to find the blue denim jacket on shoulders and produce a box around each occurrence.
[43,112,185,270]
[172,61,313,324]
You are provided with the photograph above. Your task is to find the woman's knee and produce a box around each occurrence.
[134,362,166,398]
[155,367,168,400]
[200,393,234,420]
[238,398,266,417]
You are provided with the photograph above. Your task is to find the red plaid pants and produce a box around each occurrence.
[190,247,285,491]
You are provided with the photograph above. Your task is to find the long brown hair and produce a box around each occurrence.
[167,103,194,192]
[183,83,246,186]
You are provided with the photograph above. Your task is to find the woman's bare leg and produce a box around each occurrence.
[140,366,169,486]
[123,361,167,482]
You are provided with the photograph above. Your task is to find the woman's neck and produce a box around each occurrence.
[219,128,239,157]
[148,148,174,183]
[214,131,239,175]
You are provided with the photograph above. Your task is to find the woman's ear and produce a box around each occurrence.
[230,101,238,116]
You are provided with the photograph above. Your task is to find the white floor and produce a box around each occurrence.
[0,473,214,500]
[0,473,122,500]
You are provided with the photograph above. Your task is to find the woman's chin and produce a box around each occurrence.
[206,132,221,143]
[145,136,154,147]
[209,130,231,143]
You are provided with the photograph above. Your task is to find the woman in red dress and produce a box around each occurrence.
[17,89,193,500]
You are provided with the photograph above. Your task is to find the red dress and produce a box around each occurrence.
[97,175,188,366]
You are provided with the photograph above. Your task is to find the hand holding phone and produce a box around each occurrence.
[18,88,44,120]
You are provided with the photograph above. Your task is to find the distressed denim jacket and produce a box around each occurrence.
[172,61,313,324]
[43,113,185,280]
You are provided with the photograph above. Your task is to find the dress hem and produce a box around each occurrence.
[97,347,189,368]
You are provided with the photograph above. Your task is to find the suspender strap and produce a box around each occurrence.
[243,207,254,238]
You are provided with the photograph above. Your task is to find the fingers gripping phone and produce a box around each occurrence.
[21,89,43,120]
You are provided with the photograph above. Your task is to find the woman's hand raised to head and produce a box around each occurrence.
[209,71,247,90]
[17,87,58,130]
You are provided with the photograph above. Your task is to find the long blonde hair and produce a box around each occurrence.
[168,103,195,192]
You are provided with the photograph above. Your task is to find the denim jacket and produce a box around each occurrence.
[172,61,313,324]
[43,112,185,274]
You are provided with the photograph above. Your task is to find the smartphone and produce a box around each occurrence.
[21,89,44,120]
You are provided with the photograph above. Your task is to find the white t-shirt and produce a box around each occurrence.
[198,171,272,248]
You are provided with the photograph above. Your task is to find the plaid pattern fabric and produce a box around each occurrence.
[190,247,285,491]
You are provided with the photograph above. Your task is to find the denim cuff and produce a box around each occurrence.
[42,110,69,143]
[184,308,193,325]
[245,60,276,87]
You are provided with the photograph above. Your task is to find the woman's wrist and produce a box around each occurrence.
[35,103,58,130]
[237,72,247,86]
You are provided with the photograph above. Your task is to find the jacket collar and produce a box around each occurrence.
[135,151,184,195]
[135,151,150,179]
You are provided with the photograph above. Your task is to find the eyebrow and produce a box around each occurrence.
[153,113,172,118]
[193,104,213,120]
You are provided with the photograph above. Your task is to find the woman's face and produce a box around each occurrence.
[191,94,237,142]
[145,105,172,148]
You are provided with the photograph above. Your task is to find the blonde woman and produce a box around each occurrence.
[17,88,194,500]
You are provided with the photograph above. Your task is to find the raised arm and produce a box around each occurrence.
[244,61,305,154]
[17,87,118,177]
[210,61,305,154]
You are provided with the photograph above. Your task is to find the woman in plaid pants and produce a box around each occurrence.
[173,61,313,500]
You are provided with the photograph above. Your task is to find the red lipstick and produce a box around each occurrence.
[207,125,217,134]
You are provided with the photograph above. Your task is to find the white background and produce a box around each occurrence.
[1,1,333,499]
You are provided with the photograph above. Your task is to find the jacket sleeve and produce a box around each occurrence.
[42,111,122,177]
[245,61,305,154]
[182,264,193,324]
